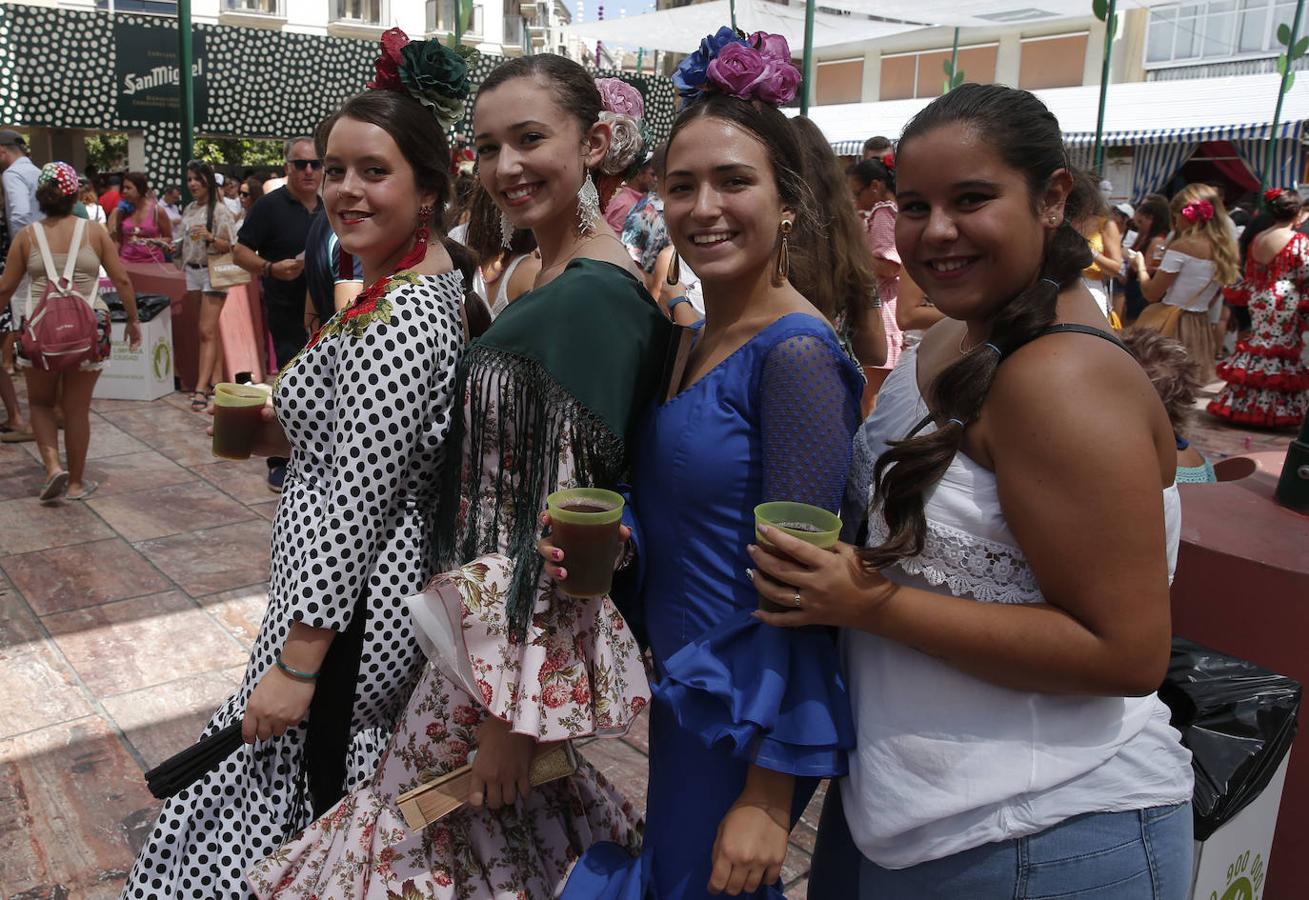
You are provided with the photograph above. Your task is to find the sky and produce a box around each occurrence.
[572,0,659,22]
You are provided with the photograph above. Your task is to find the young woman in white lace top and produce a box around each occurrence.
[749,84,1194,899]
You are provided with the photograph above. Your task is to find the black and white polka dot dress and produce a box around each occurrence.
[122,272,466,899]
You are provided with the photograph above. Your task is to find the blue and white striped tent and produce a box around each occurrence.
[805,72,1309,200]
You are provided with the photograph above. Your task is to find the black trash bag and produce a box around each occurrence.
[1158,637,1301,840]
[102,292,171,323]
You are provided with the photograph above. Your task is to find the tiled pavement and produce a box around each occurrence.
[0,380,1293,898]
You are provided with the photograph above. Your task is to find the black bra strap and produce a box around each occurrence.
[1035,323,1130,354]
[900,323,1130,440]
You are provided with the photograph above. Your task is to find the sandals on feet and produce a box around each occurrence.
[190,391,208,412]
[65,480,100,501]
[39,470,69,502]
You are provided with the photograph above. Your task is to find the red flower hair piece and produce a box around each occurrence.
[881,151,895,170]
[1264,187,1286,204]
[368,27,410,91]
[1180,200,1214,224]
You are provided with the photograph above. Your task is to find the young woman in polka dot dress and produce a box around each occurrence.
[122,43,477,899]
[246,54,673,899]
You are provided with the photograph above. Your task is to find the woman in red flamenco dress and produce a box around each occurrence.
[1209,188,1309,428]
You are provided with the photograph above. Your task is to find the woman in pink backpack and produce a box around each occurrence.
[0,161,141,501]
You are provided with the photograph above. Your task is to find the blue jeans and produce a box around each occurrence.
[809,787,1194,899]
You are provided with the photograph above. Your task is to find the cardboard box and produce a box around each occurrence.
[1190,754,1290,900]
[93,306,174,401]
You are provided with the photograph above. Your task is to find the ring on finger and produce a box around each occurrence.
[792,590,803,608]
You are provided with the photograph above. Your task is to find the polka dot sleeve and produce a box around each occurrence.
[289,285,462,631]
[760,332,863,512]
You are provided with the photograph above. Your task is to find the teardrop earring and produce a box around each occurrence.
[577,172,600,236]
[666,250,681,286]
[500,209,514,249]
[772,219,792,286]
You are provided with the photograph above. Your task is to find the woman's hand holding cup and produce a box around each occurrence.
[537,511,632,587]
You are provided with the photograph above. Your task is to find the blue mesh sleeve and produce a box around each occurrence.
[760,333,862,512]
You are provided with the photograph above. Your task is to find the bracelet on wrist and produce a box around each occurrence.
[666,296,690,314]
[275,654,319,681]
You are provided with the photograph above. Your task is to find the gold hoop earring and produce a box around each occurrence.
[772,219,793,286]
[666,249,681,286]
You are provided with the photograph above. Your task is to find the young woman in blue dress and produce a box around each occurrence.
[546,28,864,900]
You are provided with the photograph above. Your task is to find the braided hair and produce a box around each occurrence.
[863,83,1097,569]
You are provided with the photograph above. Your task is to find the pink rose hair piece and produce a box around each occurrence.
[672,26,802,108]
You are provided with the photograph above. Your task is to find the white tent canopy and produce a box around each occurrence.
[817,0,1177,30]
[561,0,925,54]
[798,72,1309,151]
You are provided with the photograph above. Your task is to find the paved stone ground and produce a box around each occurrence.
[0,380,1292,898]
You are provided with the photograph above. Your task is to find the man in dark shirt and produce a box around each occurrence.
[233,136,322,492]
[303,208,362,331]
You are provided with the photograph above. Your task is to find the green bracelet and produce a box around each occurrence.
[275,656,319,681]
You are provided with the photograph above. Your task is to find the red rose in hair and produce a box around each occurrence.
[881,151,895,170]
[1265,187,1286,204]
[368,28,410,91]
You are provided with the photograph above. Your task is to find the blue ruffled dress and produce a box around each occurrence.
[565,313,864,899]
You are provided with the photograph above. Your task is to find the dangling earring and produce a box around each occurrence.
[499,209,514,249]
[415,204,433,247]
[576,172,600,236]
[772,219,792,286]
[666,250,681,286]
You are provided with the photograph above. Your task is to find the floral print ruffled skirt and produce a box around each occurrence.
[247,556,649,899]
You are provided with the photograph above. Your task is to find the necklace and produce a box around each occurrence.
[537,233,625,280]
[959,330,986,355]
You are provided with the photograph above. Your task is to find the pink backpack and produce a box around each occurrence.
[20,219,101,372]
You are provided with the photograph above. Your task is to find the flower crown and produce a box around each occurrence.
[38,161,79,198]
[1264,187,1286,204]
[595,77,650,180]
[368,29,476,130]
[1180,199,1215,224]
[672,27,802,109]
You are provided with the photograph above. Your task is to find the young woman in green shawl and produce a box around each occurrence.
[248,55,671,898]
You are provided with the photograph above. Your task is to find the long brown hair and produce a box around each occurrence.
[864,83,1096,568]
[788,115,878,322]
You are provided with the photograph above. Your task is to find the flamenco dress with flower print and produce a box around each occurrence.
[563,314,864,900]
[247,259,673,899]
[1209,229,1309,428]
[123,266,467,900]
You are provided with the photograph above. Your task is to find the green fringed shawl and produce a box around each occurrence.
[436,259,674,639]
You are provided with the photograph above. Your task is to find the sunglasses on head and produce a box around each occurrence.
[290,159,322,171]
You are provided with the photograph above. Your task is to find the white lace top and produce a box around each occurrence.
[838,348,1193,870]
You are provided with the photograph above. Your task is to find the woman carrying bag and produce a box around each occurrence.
[177,159,238,411]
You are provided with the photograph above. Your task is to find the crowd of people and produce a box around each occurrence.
[0,19,1306,900]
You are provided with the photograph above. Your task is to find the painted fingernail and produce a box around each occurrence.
[558,568,567,580]
[552,550,562,561]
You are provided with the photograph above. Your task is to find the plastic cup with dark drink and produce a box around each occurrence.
[546,488,626,599]
[211,383,269,460]
[753,501,842,612]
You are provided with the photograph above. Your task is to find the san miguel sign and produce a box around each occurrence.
[114,22,208,123]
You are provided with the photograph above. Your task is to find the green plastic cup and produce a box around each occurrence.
[546,488,626,599]
[753,501,842,612]
[211,383,269,460]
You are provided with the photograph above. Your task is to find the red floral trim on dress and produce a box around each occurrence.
[273,273,418,394]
